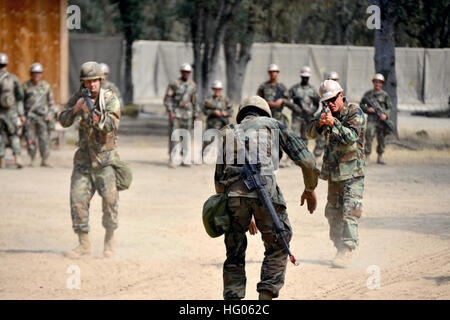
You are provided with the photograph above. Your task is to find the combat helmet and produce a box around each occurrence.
[319,80,343,102]
[30,62,44,73]
[80,61,104,81]
[327,71,339,81]
[0,53,8,65]
[211,80,223,89]
[180,63,192,72]
[300,66,312,77]
[268,63,280,72]
[99,63,110,75]
[236,95,271,123]
[373,73,385,82]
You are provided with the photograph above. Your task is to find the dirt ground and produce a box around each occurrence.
[0,124,449,300]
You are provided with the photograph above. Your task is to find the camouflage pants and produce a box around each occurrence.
[25,116,50,160]
[70,165,119,233]
[325,177,364,250]
[365,121,387,156]
[223,197,292,300]
[0,111,21,157]
[291,117,308,145]
[168,118,192,160]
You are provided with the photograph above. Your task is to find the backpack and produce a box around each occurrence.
[0,72,16,109]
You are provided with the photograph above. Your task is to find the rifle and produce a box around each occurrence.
[81,88,99,122]
[319,102,331,135]
[230,124,299,266]
[361,96,397,138]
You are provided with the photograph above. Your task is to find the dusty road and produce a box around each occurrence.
[0,133,449,300]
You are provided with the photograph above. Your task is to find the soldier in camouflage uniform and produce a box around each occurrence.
[360,73,392,165]
[288,66,321,154]
[59,61,122,259]
[99,63,124,111]
[22,63,56,167]
[0,53,25,169]
[163,63,199,168]
[307,80,365,268]
[202,80,233,150]
[257,64,292,167]
[215,96,319,300]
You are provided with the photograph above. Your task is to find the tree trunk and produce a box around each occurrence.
[123,39,133,105]
[190,0,242,105]
[372,0,398,132]
[224,36,253,104]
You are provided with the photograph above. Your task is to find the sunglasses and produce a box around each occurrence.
[324,94,340,104]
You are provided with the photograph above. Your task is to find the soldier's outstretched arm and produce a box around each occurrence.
[278,122,319,192]
[58,92,81,127]
[329,107,364,145]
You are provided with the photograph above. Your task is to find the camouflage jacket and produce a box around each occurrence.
[215,115,320,207]
[360,89,392,123]
[307,103,365,182]
[256,80,289,121]
[58,87,121,171]
[203,95,233,121]
[102,80,123,109]
[23,80,56,118]
[288,83,320,120]
[0,70,24,116]
[164,77,199,120]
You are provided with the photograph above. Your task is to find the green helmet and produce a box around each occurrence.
[80,61,104,81]
[202,193,230,238]
[236,95,271,124]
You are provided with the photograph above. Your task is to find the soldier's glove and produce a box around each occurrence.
[300,189,317,214]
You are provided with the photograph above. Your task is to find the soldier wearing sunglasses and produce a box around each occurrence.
[307,80,366,268]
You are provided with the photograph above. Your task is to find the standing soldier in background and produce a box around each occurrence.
[59,61,122,259]
[202,80,233,150]
[22,63,56,167]
[360,73,392,165]
[307,80,365,268]
[257,63,291,167]
[99,63,124,111]
[215,95,318,300]
[288,66,320,156]
[163,63,199,168]
[0,53,25,169]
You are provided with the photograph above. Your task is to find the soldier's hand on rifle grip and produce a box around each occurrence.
[368,107,375,113]
[379,113,387,121]
[300,189,317,214]
[248,216,258,235]
[319,110,334,128]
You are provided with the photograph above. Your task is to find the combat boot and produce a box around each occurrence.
[332,246,353,268]
[377,154,386,165]
[258,290,273,300]
[168,159,177,168]
[103,229,115,258]
[64,232,92,259]
[0,156,5,168]
[41,158,52,168]
[14,155,23,169]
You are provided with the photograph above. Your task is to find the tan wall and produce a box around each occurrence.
[0,0,68,104]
